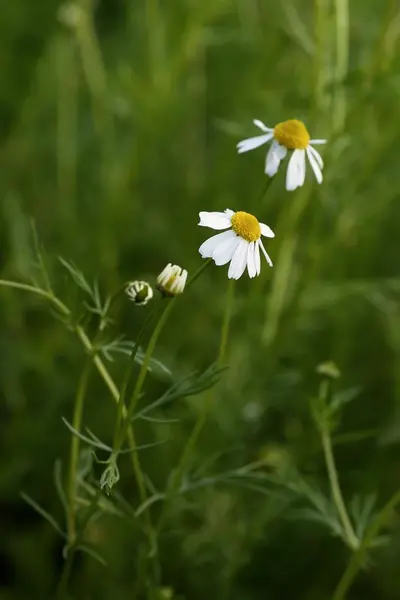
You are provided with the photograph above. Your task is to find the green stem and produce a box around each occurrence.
[332,489,400,600]
[67,361,92,546]
[172,277,235,492]
[57,489,102,599]
[367,0,397,86]
[318,381,359,550]
[313,0,330,118]
[218,279,235,364]
[112,304,160,450]
[57,551,75,600]
[115,299,175,453]
[114,258,211,454]
[187,258,212,288]
[0,279,146,507]
[333,0,349,133]
[321,425,359,550]
[0,280,69,316]
[154,277,235,549]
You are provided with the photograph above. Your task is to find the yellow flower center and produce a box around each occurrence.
[273,119,310,150]
[231,211,261,242]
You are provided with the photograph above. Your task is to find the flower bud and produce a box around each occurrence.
[156,263,187,297]
[125,281,153,306]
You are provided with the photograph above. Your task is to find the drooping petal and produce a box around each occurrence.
[306,147,323,184]
[228,239,248,280]
[260,222,275,238]
[198,211,232,230]
[309,139,327,145]
[298,148,306,187]
[286,149,305,191]
[237,133,273,154]
[253,119,273,132]
[275,143,288,160]
[259,239,273,267]
[254,241,261,275]
[265,140,283,177]
[247,242,257,278]
[212,233,241,266]
[199,230,235,258]
[308,144,324,168]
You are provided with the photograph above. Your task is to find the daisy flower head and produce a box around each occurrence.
[198,209,274,280]
[125,281,153,306]
[157,263,188,297]
[237,119,327,191]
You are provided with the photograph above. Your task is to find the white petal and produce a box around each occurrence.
[265,140,283,177]
[308,144,324,168]
[228,239,248,280]
[198,211,232,230]
[199,230,235,258]
[237,133,273,154]
[259,239,273,267]
[298,148,306,187]
[275,142,288,160]
[213,234,240,266]
[286,149,305,191]
[253,119,273,132]
[224,209,235,218]
[309,139,327,145]
[260,223,275,238]
[247,242,257,278]
[254,241,261,275]
[306,147,323,184]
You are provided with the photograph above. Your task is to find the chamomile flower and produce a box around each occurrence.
[237,119,327,191]
[125,281,153,305]
[198,209,274,280]
[157,263,188,296]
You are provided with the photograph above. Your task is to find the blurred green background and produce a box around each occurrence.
[1,0,400,598]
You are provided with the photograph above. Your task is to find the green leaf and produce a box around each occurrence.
[76,543,108,566]
[62,417,112,451]
[330,386,362,414]
[21,492,65,537]
[59,257,93,296]
[53,459,68,512]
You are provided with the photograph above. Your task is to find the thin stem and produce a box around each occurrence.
[172,277,235,491]
[0,280,69,316]
[313,0,330,119]
[113,259,211,453]
[67,360,92,546]
[218,279,235,364]
[57,551,75,600]
[75,325,148,514]
[367,0,397,86]
[0,279,147,510]
[186,258,212,288]
[321,426,359,549]
[332,489,400,600]
[318,381,359,550]
[154,278,235,546]
[333,0,349,133]
[57,489,102,599]
[73,5,111,145]
[115,299,175,452]
[112,304,160,450]
[75,326,119,400]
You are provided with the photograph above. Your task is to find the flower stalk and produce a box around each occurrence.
[316,379,359,551]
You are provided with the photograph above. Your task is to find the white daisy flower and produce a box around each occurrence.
[125,281,153,306]
[237,119,327,191]
[198,209,274,280]
[157,263,188,296]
